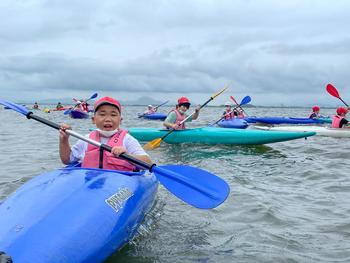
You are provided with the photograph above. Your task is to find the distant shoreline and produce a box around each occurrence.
[9,103,340,109]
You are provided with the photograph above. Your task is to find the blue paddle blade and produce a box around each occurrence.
[63,109,72,115]
[89,93,98,100]
[0,99,29,116]
[153,165,230,209]
[240,95,251,105]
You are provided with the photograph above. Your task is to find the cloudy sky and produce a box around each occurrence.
[1,0,350,106]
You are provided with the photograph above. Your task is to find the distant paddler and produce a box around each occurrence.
[143,105,156,115]
[140,100,169,117]
[222,102,236,120]
[309,106,321,119]
[32,102,39,110]
[230,95,247,118]
[56,102,64,110]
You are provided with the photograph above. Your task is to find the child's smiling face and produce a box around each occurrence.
[92,104,121,131]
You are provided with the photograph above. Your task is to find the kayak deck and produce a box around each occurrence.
[245,117,331,125]
[69,110,90,119]
[217,119,249,129]
[254,125,350,138]
[138,112,167,120]
[129,127,316,145]
[0,167,158,263]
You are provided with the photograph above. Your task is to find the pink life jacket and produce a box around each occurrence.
[82,103,89,112]
[331,115,343,128]
[82,129,137,171]
[169,109,186,129]
[224,110,235,120]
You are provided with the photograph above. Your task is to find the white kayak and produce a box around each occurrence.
[254,125,350,138]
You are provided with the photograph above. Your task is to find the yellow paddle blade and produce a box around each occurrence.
[211,85,229,100]
[143,138,162,150]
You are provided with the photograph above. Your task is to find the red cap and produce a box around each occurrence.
[94,96,122,112]
[312,106,320,112]
[177,97,190,105]
[336,107,348,115]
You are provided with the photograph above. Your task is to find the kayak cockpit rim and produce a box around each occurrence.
[61,166,149,177]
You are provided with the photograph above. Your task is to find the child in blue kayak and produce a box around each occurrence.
[331,107,349,128]
[163,97,200,130]
[59,96,151,170]
[222,102,235,119]
[309,106,321,119]
[237,108,245,118]
[143,105,156,115]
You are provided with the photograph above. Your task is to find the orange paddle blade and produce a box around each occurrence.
[143,138,162,150]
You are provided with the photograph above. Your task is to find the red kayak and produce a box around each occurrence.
[52,107,71,111]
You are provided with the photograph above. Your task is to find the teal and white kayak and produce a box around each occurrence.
[245,116,332,125]
[0,167,158,263]
[254,125,350,138]
[129,127,315,145]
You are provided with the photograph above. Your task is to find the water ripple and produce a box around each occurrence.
[1,106,350,262]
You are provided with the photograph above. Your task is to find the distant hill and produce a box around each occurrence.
[122,96,171,106]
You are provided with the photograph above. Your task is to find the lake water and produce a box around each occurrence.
[1,105,350,263]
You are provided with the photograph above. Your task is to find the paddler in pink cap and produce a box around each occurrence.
[59,96,152,170]
[163,96,200,130]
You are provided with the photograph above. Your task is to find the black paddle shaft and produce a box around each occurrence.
[340,98,349,107]
[26,112,61,130]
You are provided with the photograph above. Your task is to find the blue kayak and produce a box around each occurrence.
[217,118,249,129]
[245,117,331,125]
[69,110,90,119]
[138,112,167,120]
[0,167,158,263]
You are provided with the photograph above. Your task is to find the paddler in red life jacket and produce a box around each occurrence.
[237,108,245,118]
[331,107,350,128]
[75,99,89,112]
[222,102,235,120]
[81,100,89,112]
[309,106,321,119]
[59,96,152,171]
[163,97,200,130]
[75,102,84,111]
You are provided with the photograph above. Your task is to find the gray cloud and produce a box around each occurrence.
[1,0,350,105]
